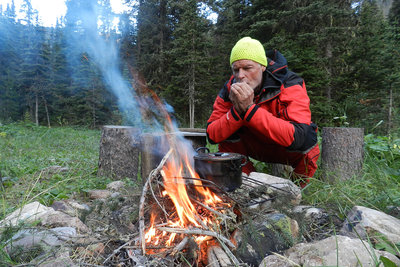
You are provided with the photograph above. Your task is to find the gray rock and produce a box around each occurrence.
[52,200,91,219]
[259,235,400,267]
[5,227,76,263]
[42,165,70,174]
[37,250,77,267]
[247,172,301,205]
[341,205,400,244]
[106,180,125,191]
[0,201,54,227]
[88,189,112,199]
[39,210,90,233]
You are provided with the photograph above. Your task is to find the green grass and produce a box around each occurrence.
[0,122,112,220]
[302,134,400,219]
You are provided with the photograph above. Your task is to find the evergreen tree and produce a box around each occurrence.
[345,1,389,133]
[163,0,216,127]
[135,0,172,94]
[0,2,22,122]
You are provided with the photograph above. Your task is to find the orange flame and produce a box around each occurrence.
[144,145,227,250]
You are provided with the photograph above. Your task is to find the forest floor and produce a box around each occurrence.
[0,122,399,264]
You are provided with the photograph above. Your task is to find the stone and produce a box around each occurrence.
[234,213,299,266]
[42,165,70,174]
[259,235,400,267]
[341,205,400,244]
[52,200,91,219]
[5,227,76,263]
[88,189,112,199]
[39,210,90,233]
[0,201,53,227]
[106,180,125,191]
[247,172,301,205]
[37,250,77,267]
[67,200,91,212]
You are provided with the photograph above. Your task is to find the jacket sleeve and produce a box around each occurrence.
[206,94,244,144]
[243,82,317,152]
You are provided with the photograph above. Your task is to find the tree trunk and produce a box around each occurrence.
[98,126,141,181]
[388,85,393,135]
[35,93,39,126]
[321,127,364,182]
[189,34,195,129]
[92,85,96,128]
[42,96,51,128]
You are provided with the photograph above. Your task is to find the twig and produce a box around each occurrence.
[217,236,241,266]
[193,199,231,221]
[139,148,173,255]
[171,236,189,256]
[103,239,133,264]
[157,227,235,249]
[148,177,169,218]
[270,252,301,267]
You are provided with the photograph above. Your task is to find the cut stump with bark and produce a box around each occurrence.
[98,126,141,181]
[321,127,364,182]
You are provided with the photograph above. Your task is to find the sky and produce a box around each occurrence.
[0,0,130,27]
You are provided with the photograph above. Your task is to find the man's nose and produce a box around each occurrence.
[237,69,245,79]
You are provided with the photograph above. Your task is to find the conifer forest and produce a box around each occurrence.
[0,0,399,135]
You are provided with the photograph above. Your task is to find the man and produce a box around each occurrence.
[206,37,319,186]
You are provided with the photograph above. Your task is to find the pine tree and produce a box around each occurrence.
[0,2,22,122]
[243,0,355,127]
[162,0,217,127]
[135,0,172,93]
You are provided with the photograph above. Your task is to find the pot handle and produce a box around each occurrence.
[241,156,248,167]
[195,147,210,153]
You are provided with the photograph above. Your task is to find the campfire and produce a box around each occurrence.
[137,142,240,266]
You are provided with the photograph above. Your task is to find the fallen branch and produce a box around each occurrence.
[139,148,173,255]
[193,199,232,221]
[171,236,189,256]
[157,227,235,249]
[103,239,133,264]
[217,236,241,266]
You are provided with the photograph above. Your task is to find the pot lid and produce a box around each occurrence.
[194,152,244,161]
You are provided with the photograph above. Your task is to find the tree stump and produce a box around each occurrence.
[321,127,364,182]
[140,133,169,182]
[98,126,141,181]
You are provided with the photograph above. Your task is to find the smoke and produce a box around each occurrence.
[63,0,195,159]
[64,0,144,127]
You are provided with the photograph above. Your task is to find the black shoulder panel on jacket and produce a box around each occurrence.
[284,71,304,88]
[218,80,231,102]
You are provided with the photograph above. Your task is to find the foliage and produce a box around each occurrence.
[0,123,110,217]
[302,134,400,219]
[0,0,399,132]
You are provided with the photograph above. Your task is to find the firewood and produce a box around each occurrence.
[157,227,235,249]
[139,148,173,255]
[193,199,231,221]
[171,236,189,256]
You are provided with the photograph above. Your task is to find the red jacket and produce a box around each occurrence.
[207,50,317,153]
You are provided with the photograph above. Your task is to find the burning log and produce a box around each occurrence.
[139,148,173,254]
[156,227,235,249]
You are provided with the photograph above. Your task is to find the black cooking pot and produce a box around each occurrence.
[193,147,247,192]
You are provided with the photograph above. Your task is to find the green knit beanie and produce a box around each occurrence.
[230,37,267,66]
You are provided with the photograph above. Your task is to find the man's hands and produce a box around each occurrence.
[229,82,254,115]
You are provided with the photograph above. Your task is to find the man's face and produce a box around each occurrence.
[232,59,266,92]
